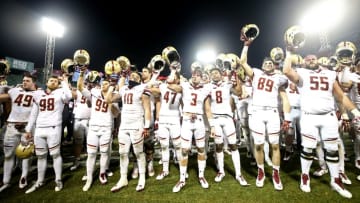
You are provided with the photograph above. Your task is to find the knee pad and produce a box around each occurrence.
[301,147,314,160]
[215,144,224,153]
[325,150,339,163]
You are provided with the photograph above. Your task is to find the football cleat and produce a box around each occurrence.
[136,178,145,192]
[272,169,283,191]
[19,177,28,189]
[313,168,328,177]
[106,169,114,177]
[300,173,311,193]
[55,180,63,192]
[236,175,250,186]
[339,172,352,185]
[172,181,186,193]
[355,159,360,170]
[82,179,93,192]
[214,172,225,183]
[199,177,209,189]
[70,160,80,171]
[156,171,169,180]
[99,173,108,185]
[256,168,265,187]
[25,182,43,194]
[81,175,87,181]
[331,178,352,199]
[111,179,128,193]
[0,184,10,193]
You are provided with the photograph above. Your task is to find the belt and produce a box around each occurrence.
[303,111,333,115]
[7,122,27,125]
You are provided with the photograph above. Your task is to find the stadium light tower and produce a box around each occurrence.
[41,17,65,84]
[300,0,345,56]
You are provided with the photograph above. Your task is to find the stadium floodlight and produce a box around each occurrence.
[196,48,217,64]
[41,17,65,83]
[300,0,345,55]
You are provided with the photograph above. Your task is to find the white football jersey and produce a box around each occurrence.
[73,90,91,119]
[181,82,211,114]
[81,88,113,127]
[7,87,36,122]
[297,68,336,114]
[350,79,360,108]
[209,81,233,117]
[159,83,182,117]
[119,84,151,127]
[251,68,288,107]
[27,83,72,130]
[286,81,300,107]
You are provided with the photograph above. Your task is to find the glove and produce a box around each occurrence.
[142,128,150,138]
[281,120,291,132]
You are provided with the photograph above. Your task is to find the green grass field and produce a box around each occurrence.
[0,137,359,203]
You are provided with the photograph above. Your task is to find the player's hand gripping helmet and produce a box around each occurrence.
[241,24,260,41]
[104,60,121,75]
[15,142,35,159]
[335,41,357,65]
[290,54,304,68]
[284,25,306,49]
[270,47,284,63]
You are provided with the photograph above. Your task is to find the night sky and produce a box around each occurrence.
[0,0,359,78]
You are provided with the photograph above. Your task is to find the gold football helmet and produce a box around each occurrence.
[104,60,121,75]
[162,46,180,65]
[86,70,101,83]
[215,53,226,70]
[335,41,357,65]
[149,54,166,73]
[224,53,240,70]
[73,49,90,66]
[270,47,284,63]
[241,24,260,41]
[0,59,10,76]
[317,57,329,67]
[60,58,75,74]
[116,56,131,71]
[284,25,306,49]
[15,142,35,159]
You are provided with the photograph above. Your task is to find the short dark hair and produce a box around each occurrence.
[23,71,37,82]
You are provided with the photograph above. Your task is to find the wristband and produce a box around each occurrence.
[144,120,151,129]
[341,113,349,120]
[284,112,291,121]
